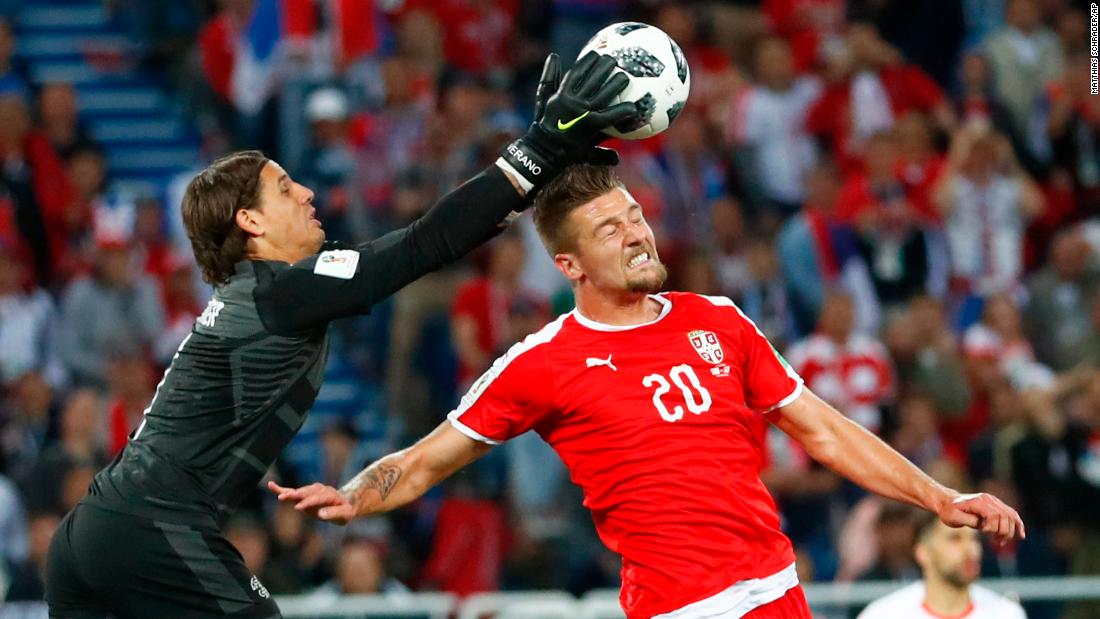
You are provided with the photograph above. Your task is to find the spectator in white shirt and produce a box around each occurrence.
[933,123,1044,298]
[729,36,821,215]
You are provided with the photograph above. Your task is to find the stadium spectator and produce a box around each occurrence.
[762,0,846,73]
[354,58,434,220]
[1024,228,1099,371]
[889,394,946,469]
[883,296,972,417]
[4,509,60,601]
[942,294,1035,461]
[56,229,165,388]
[738,239,796,348]
[36,82,96,160]
[103,345,155,457]
[708,195,752,298]
[1046,52,1100,211]
[320,419,367,490]
[0,240,63,387]
[0,371,53,483]
[301,87,367,242]
[836,131,932,307]
[1008,369,1100,619]
[895,113,945,223]
[302,537,408,602]
[0,93,75,286]
[18,389,105,513]
[786,291,895,432]
[451,231,529,390]
[420,494,509,596]
[728,36,820,217]
[644,110,728,245]
[807,21,954,173]
[421,0,518,77]
[933,124,1045,305]
[130,198,174,288]
[335,538,407,594]
[951,49,1041,176]
[984,0,1064,164]
[64,144,130,279]
[776,159,880,334]
[852,501,923,582]
[265,502,328,594]
[153,256,202,365]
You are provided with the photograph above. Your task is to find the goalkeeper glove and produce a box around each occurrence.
[499,51,638,194]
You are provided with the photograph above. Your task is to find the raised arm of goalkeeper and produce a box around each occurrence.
[254,52,638,335]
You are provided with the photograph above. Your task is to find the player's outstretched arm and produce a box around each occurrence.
[770,389,1026,546]
[267,421,491,524]
[254,52,639,336]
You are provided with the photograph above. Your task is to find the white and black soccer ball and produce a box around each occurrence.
[578,22,691,140]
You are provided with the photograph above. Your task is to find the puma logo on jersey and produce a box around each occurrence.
[586,355,617,372]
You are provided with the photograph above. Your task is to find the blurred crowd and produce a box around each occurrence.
[1,0,1099,617]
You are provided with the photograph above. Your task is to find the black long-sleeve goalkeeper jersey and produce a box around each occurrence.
[84,166,523,528]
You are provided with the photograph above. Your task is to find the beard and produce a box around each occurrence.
[940,565,977,589]
[625,259,669,293]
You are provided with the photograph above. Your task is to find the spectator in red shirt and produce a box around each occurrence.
[895,112,946,224]
[105,344,155,456]
[786,291,895,433]
[36,82,97,160]
[763,0,845,73]
[0,93,76,287]
[197,0,252,104]
[415,0,519,76]
[807,21,955,173]
[450,231,528,390]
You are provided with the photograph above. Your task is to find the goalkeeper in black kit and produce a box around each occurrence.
[44,52,636,619]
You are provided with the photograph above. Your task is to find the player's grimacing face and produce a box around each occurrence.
[919,524,982,589]
[255,161,324,256]
[566,188,667,294]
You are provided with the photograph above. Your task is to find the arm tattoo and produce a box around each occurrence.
[341,462,403,508]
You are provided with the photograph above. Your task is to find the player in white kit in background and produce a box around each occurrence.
[858,514,1026,619]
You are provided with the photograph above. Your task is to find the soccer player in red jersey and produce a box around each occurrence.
[270,164,1025,619]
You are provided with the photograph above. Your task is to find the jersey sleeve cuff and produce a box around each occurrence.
[447,412,502,445]
[761,380,804,414]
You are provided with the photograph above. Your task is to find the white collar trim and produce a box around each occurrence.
[570,294,673,332]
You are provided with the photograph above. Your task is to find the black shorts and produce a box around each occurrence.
[46,502,281,619]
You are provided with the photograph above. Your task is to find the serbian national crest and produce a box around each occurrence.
[687,330,724,364]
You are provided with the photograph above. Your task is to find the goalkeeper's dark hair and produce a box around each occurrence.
[181,150,269,286]
[532,164,624,255]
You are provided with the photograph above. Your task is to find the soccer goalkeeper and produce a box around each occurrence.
[44,52,636,619]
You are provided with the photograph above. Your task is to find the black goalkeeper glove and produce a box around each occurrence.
[499,51,639,194]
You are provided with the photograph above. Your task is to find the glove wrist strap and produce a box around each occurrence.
[500,136,559,192]
[494,157,535,194]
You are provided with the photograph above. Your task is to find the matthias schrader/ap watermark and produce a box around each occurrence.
[1093,3,1099,94]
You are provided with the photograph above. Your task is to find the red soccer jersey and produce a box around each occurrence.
[448,292,804,619]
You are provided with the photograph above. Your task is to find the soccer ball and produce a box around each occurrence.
[578,22,691,140]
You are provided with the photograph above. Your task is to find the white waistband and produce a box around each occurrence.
[652,562,799,619]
